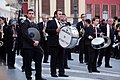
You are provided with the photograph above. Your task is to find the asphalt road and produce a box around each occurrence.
[1,53,120,80]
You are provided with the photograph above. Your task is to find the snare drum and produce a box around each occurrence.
[91,37,105,49]
[59,25,79,48]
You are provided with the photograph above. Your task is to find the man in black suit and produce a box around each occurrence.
[85,17,101,73]
[38,14,49,63]
[0,17,9,66]
[61,13,71,69]
[46,9,68,77]
[97,18,114,68]
[20,9,46,80]
[76,14,86,63]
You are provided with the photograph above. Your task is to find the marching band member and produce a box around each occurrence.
[38,14,49,63]
[61,13,71,69]
[76,14,86,63]
[84,19,91,65]
[20,9,46,80]
[46,9,68,77]
[97,18,114,68]
[85,17,101,73]
[0,17,7,66]
[114,24,120,59]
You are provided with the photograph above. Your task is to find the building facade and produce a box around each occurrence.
[0,0,17,21]
[86,0,120,20]
[22,0,120,23]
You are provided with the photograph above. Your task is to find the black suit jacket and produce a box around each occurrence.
[3,25,14,48]
[76,21,84,36]
[76,21,84,31]
[20,20,40,48]
[38,22,45,42]
[99,24,114,43]
[46,19,59,46]
[85,25,101,45]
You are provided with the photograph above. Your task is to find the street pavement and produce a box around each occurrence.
[1,53,120,80]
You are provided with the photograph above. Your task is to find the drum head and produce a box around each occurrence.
[59,27,72,48]
[91,37,104,45]
[28,28,40,41]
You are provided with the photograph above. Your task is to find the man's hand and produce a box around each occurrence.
[88,35,93,39]
[33,40,39,47]
[56,27,60,33]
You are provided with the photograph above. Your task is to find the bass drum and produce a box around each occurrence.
[59,25,79,48]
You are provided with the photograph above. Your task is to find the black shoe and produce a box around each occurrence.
[105,65,112,68]
[92,70,100,73]
[22,68,25,72]
[68,59,73,60]
[51,74,58,77]
[64,66,70,69]
[41,78,47,80]
[59,74,69,77]
[27,77,32,80]
[31,68,35,71]
[43,61,49,63]
[97,64,101,67]
[86,63,88,65]
[88,70,92,73]
[8,66,16,69]
[80,61,83,63]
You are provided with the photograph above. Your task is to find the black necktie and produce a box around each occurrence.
[110,26,113,37]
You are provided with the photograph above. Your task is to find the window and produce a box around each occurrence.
[95,4,100,18]
[119,4,120,17]
[42,0,50,15]
[86,4,92,14]
[111,5,116,18]
[56,0,64,13]
[103,5,108,20]
[86,4,92,20]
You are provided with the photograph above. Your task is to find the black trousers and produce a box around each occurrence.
[87,45,99,71]
[23,47,43,80]
[40,40,49,62]
[50,45,65,75]
[5,41,15,67]
[0,39,6,64]
[98,45,112,66]
[78,40,85,62]
[64,48,71,67]
[0,44,6,64]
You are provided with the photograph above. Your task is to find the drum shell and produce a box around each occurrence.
[91,37,105,49]
[59,26,79,48]
[91,36,111,49]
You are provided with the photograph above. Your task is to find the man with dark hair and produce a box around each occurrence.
[20,9,46,80]
[85,17,101,73]
[97,18,114,68]
[46,9,69,77]
[76,13,86,63]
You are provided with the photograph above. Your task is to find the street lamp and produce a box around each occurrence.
[38,0,40,22]
[73,0,78,24]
